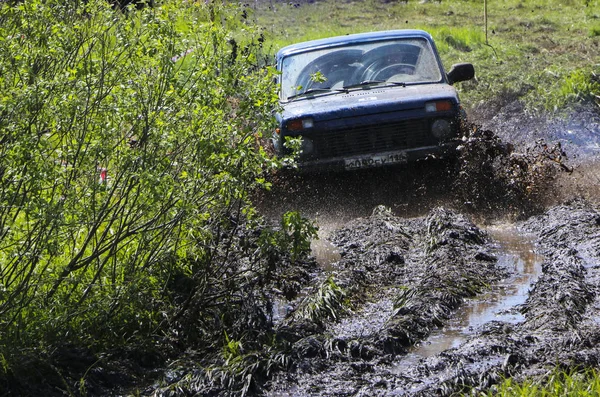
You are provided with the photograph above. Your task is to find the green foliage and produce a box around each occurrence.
[0,353,8,375]
[487,368,600,396]
[223,331,243,362]
[0,0,279,359]
[541,68,600,111]
[281,211,318,261]
[260,211,318,263]
[309,71,327,83]
[282,135,303,166]
[294,275,347,323]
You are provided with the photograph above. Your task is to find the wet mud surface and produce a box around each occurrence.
[245,111,600,396]
[262,200,600,396]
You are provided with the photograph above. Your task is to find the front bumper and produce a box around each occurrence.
[294,141,459,172]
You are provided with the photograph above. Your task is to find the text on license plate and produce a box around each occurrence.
[344,152,407,170]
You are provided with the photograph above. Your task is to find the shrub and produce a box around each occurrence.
[0,0,280,360]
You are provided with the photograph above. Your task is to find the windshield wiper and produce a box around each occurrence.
[287,87,346,100]
[343,80,406,90]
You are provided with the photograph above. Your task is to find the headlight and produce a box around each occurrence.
[300,136,314,155]
[286,118,314,131]
[431,119,452,139]
[425,100,453,112]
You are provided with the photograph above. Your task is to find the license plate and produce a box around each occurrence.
[344,152,408,170]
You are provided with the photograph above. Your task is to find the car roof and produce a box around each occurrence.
[276,30,435,60]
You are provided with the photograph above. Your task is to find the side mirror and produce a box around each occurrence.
[447,63,475,85]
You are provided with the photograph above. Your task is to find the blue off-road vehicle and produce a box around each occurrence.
[273,30,474,171]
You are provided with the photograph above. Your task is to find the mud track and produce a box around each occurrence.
[264,200,600,396]
[145,118,599,396]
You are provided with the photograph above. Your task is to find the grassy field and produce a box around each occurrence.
[250,0,600,113]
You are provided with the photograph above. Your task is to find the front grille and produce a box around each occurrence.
[309,119,435,159]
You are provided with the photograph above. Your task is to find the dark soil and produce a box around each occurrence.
[263,201,600,396]
[265,206,506,396]
[1,345,167,397]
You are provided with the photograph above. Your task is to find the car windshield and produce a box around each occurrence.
[279,37,443,101]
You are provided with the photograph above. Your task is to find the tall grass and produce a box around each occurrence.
[541,67,600,112]
[425,26,485,54]
[488,368,600,397]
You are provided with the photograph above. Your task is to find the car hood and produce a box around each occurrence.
[279,83,459,122]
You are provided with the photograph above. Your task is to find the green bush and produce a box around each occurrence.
[0,0,280,359]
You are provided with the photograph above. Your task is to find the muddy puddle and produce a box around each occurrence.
[309,221,545,368]
[395,226,543,369]
[257,164,600,397]
[157,200,600,396]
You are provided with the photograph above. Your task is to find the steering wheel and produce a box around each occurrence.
[358,62,416,82]
[369,63,415,81]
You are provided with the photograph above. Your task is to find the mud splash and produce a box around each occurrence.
[257,160,458,225]
[311,220,343,269]
[471,101,600,163]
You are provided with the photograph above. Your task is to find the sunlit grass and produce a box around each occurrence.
[425,26,486,54]
[487,368,600,397]
[540,67,600,112]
